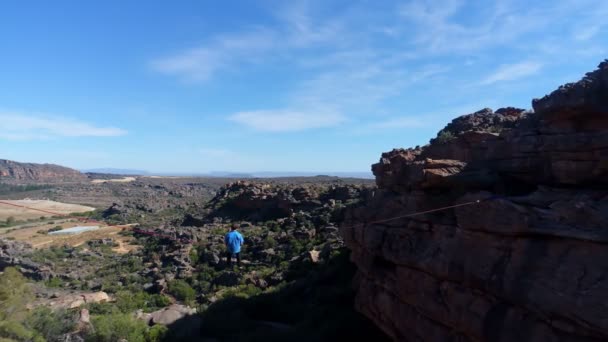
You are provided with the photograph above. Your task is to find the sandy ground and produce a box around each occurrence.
[91,176,137,184]
[0,200,95,221]
[3,220,139,253]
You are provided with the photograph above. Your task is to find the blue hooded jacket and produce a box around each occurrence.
[225,230,244,254]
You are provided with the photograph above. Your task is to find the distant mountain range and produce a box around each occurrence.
[83,168,373,179]
[150,171,374,179]
[0,160,372,180]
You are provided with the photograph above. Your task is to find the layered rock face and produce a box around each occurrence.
[341,61,608,341]
[0,159,86,183]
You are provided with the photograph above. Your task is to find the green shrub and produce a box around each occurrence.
[114,291,171,313]
[45,277,64,288]
[0,268,33,321]
[88,313,148,342]
[263,236,277,249]
[48,226,63,233]
[221,284,262,299]
[147,325,168,342]
[25,307,75,341]
[265,220,281,232]
[150,294,171,309]
[189,247,200,265]
[168,280,196,305]
[87,302,120,315]
[0,321,38,342]
[434,130,456,144]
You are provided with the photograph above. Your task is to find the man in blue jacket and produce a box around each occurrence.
[225,223,244,267]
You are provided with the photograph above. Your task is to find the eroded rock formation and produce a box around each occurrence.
[341,60,608,341]
[0,159,87,183]
[205,180,369,221]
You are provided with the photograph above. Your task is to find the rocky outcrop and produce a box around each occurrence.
[0,159,86,183]
[205,181,368,222]
[341,60,608,341]
[37,291,110,310]
[0,239,55,280]
[138,304,197,325]
[430,107,527,144]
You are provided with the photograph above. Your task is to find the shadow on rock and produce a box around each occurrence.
[162,250,389,342]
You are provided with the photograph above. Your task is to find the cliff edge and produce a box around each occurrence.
[341,60,608,341]
[0,159,86,184]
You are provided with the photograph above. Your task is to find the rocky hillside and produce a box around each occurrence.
[0,159,87,184]
[0,178,385,341]
[341,60,608,341]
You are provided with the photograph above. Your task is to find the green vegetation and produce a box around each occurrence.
[0,179,384,341]
[29,246,70,263]
[48,226,63,233]
[0,214,63,229]
[0,183,53,196]
[26,307,75,341]
[434,130,456,144]
[0,267,172,341]
[115,291,171,313]
[0,268,33,322]
[88,313,150,342]
[45,277,64,288]
[5,217,15,226]
[0,268,50,341]
[263,236,277,249]
[168,280,196,305]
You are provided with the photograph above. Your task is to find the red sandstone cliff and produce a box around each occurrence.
[0,159,86,183]
[341,60,608,341]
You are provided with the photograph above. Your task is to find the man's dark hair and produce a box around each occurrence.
[231,223,238,231]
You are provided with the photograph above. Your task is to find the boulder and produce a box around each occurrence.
[308,250,321,263]
[243,272,268,289]
[150,304,197,326]
[42,291,110,310]
[78,308,90,325]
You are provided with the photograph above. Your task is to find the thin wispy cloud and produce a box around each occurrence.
[574,25,601,41]
[277,0,345,47]
[150,29,276,82]
[481,61,543,85]
[229,109,345,132]
[0,111,127,141]
[396,0,593,56]
[150,2,348,83]
[152,0,608,136]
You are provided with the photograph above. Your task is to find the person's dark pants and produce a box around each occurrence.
[227,251,241,266]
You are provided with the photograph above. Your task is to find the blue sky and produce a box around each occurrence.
[0,0,606,173]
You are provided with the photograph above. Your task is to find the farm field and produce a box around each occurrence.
[0,199,95,220]
[2,220,138,253]
[91,176,137,184]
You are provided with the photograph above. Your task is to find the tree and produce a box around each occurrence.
[5,216,15,226]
